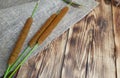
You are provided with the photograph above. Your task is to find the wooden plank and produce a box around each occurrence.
[112,0,120,78]
[16,31,68,78]
[61,0,116,78]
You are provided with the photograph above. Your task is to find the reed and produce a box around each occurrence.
[4,0,41,78]
[8,17,33,65]
[38,6,69,44]
[29,14,57,47]
[8,6,69,78]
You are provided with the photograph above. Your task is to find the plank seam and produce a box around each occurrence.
[59,30,70,78]
[36,54,45,78]
[111,0,118,78]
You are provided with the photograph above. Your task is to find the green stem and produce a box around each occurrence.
[31,2,39,17]
[4,47,30,78]
[3,65,11,78]
[8,44,39,78]
[63,0,72,5]
[63,0,82,8]
[9,47,31,72]
[31,0,41,17]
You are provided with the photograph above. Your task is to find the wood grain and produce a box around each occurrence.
[112,0,120,78]
[62,0,116,78]
[16,31,68,78]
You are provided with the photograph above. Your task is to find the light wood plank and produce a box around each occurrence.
[62,0,116,78]
[112,0,120,78]
[16,31,68,78]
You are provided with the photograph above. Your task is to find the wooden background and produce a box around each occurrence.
[10,0,120,78]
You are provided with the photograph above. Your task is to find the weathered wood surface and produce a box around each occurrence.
[112,0,120,78]
[62,0,115,78]
[15,0,120,78]
[16,32,68,78]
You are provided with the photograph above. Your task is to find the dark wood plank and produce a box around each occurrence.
[61,0,116,78]
[112,0,120,78]
[16,31,68,78]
